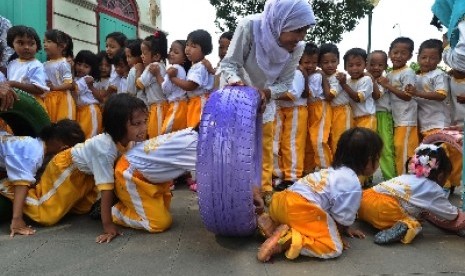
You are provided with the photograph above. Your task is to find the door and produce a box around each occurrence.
[99,13,136,51]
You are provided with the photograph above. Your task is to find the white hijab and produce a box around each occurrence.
[252,0,315,84]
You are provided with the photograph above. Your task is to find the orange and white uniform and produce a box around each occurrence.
[112,128,198,232]
[273,69,308,181]
[348,75,376,130]
[161,64,188,133]
[75,76,102,138]
[0,133,123,225]
[269,166,361,259]
[359,174,458,243]
[304,72,332,173]
[186,62,213,128]
[137,63,167,138]
[43,58,75,122]
[328,73,352,154]
[387,66,418,175]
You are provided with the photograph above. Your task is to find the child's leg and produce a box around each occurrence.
[376,111,396,180]
[77,104,102,139]
[186,94,208,128]
[329,105,352,154]
[268,190,344,259]
[112,156,172,232]
[272,108,284,180]
[161,100,187,134]
[261,121,275,194]
[308,101,332,170]
[147,102,165,138]
[358,189,422,244]
[354,115,377,131]
[280,106,308,181]
[394,126,419,175]
[45,91,76,122]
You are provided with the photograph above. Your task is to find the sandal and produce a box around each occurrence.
[187,178,197,192]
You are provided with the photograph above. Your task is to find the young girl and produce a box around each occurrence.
[1,94,148,243]
[94,51,111,104]
[161,40,191,134]
[318,43,352,154]
[105,32,127,95]
[125,39,146,104]
[358,144,462,244]
[0,119,85,237]
[303,43,332,175]
[5,25,49,109]
[341,48,376,130]
[220,0,315,197]
[73,50,102,138]
[378,37,418,176]
[137,31,168,138]
[43,29,75,122]
[169,29,214,128]
[109,49,130,94]
[273,42,312,191]
[257,127,383,262]
[112,127,198,233]
[367,50,396,181]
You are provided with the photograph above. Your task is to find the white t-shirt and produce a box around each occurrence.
[386,66,417,127]
[74,76,99,106]
[7,58,49,94]
[348,75,375,117]
[186,62,214,97]
[277,69,307,107]
[138,62,167,105]
[43,57,73,88]
[162,64,188,102]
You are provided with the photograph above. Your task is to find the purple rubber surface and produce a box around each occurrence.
[197,86,262,236]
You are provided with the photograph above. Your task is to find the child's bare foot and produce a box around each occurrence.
[257,224,289,262]
[257,213,277,238]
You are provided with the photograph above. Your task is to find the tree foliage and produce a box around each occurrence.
[209,0,374,44]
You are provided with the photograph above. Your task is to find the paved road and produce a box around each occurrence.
[1,186,465,276]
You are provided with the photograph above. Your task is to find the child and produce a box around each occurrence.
[358,144,462,244]
[169,29,214,128]
[218,31,233,62]
[367,50,396,181]
[220,0,315,197]
[1,94,148,243]
[94,51,111,104]
[378,37,418,176]
[0,119,85,236]
[319,43,352,154]
[341,48,376,130]
[43,29,75,122]
[112,127,198,233]
[105,32,127,94]
[73,50,102,138]
[303,43,332,175]
[5,25,49,109]
[137,31,168,138]
[257,127,383,262]
[161,39,191,134]
[125,39,146,104]
[108,49,130,94]
[273,42,312,190]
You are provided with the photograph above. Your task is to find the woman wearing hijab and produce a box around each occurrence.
[220,0,316,203]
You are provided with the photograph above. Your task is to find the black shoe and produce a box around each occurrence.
[374,222,408,244]
[274,180,293,192]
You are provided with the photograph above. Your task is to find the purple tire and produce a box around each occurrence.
[197,86,262,236]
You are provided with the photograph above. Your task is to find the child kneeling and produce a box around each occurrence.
[257,127,383,262]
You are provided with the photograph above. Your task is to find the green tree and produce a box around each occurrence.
[209,0,374,44]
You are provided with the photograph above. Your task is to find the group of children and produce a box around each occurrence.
[0,0,464,265]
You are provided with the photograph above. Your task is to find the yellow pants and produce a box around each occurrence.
[262,121,274,193]
[77,104,102,139]
[44,90,76,122]
[354,115,377,131]
[112,156,173,232]
[394,126,418,175]
[304,100,332,173]
[273,106,307,181]
[0,149,97,225]
[269,190,343,259]
[329,104,352,154]
[358,189,422,244]
[162,100,187,134]
[147,102,167,138]
[187,94,208,128]
[33,95,47,113]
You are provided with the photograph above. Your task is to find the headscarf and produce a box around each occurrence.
[252,0,315,84]
[432,0,465,48]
